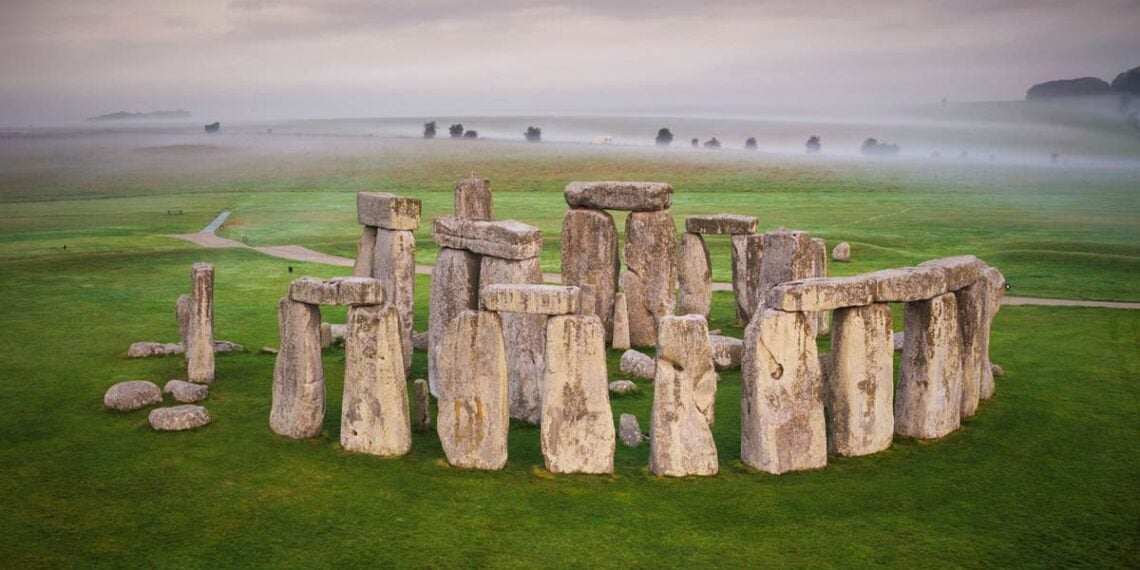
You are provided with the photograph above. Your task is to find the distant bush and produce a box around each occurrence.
[703,137,721,149]
[744,137,757,150]
[860,137,900,156]
[423,121,437,139]
[525,126,542,143]
[449,124,464,138]
[690,138,699,148]
[655,128,674,147]
[805,135,821,153]
[463,130,478,139]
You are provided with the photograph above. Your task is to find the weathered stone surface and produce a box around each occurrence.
[576,284,596,316]
[731,234,763,323]
[677,232,712,318]
[164,379,208,403]
[412,331,428,351]
[186,263,215,384]
[437,311,509,470]
[561,208,619,336]
[649,316,719,477]
[811,238,830,336]
[709,334,743,370]
[741,309,827,474]
[619,349,656,379]
[288,276,385,306]
[413,378,430,432]
[176,294,192,346]
[260,346,278,355]
[895,293,963,439]
[622,210,677,346]
[979,266,1006,400]
[619,413,644,447]
[104,380,162,412]
[990,362,1005,377]
[893,331,905,351]
[564,181,672,212]
[955,280,989,418]
[481,256,547,424]
[148,405,211,431]
[832,241,851,262]
[611,292,630,350]
[270,298,325,439]
[427,248,480,396]
[755,230,816,313]
[454,174,493,220]
[766,277,875,312]
[128,342,183,358]
[684,214,758,235]
[825,303,894,456]
[320,322,333,349]
[341,304,411,457]
[919,255,985,292]
[352,226,377,277]
[432,217,542,260]
[329,324,347,342]
[371,229,416,373]
[480,284,579,315]
[608,380,638,395]
[859,267,947,303]
[356,192,422,230]
[541,315,615,474]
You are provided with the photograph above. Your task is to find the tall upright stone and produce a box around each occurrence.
[413,378,431,432]
[649,315,719,477]
[341,304,411,457]
[755,230,815,313]
[352,226,378,277]
[561,208,619,338]
[811,237,830,336]
[541,315,615,474]
[611,292,630,351]
[270,298,324,439]
[955,280,988,418]
[825,303,894,456]
[895,292,963,440]
[741,308,826,474]
[436,311,509,470]
[454,174,493,220]
[186,263,215,384]
[677,232,712,318]
[979,267,1006,400]
[731,234,762,323]
[427,247,481,396]
[621,210,677,346]
[481,256,546,424]
[372,229,416,374]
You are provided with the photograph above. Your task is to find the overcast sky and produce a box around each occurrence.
[1,0,1137,124]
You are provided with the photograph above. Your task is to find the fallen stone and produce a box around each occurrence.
[432,216,542,260]
[893,331,905,351]
[561,208,619,336]
[608,380,638,395]
[427,248,481,396]
[352,225,377,277]
[288,276,384,306]
[895,293,963,439]
[709,334,743,370]
[260,346,279,355]
[481,256,547,424]
[677,232,712,318]
[541,315,615,474]
[371,228,416,372]
[329,324,347,342]
[832,241,851,262]
[755,230,816,313]
[649,315,719,477]
[825,303,894,457]
[564,181,672,211]
[270,298,325,439]
[622,210,677,346]
[412,331,428,351]
[991,362,1005,377]
[104,380,162,412]
[148,405,211,431]
[611,292,631,350]
[341,304,410,457]
[858,267,948,303]
[186,262,215,384]
[741,308,827,474]
[619,413,644,448]
[454,174,493,220]
[765,276,875,312]
[919,255,985,292]
[436,311,509,470]
[127,342,183,358]
[214,340,244,353]
[480,284,579,315]
[163,379,208,403]
[620,349,656,379]
[684,214,757,235]
[413,378,430,432]
[356,192,422,231]
[731,234,763,323]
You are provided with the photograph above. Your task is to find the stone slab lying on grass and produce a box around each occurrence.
[127,342,183,358]
[148,405,211,431]
[765,276,875,312]
[164,380,208,403]
[356,192,422,230]
[619,349,656,379]
[608,380,638,395]
[684,214,758,235]
[104,380,163,412]
[709,334,743,370]
[288,277,384,306]
[832,241,851,261]
[480,284,580,315]
[918,255,985,292]
[432,216,542,260]
[564,181,672,211]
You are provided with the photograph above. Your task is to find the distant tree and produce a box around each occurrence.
[463,130,478,139]
[690,137,699,148]
[744,137,758,150]
[703,137,721,149]
[449,124,464,138]
[805,135,821,153]
[524,126,542,142]
[423,121,437,139]
[860,137,900,156]
[655,128,674,147]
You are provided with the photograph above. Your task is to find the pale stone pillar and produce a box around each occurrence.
[541,315,615,474]
[341,304,411,457]
[811,237,830,336]
[372,228,416,374]
[755,230,815,313]
[561,208,619,338]
[427,247,480,396]
[955,281,988,417]
[352,226,378,277]
[176,294,192,346]
[621,210,677,346]
[186,263,215,384]
[611,292,630,350]
[454,174,493,220]
[895,292,963,439]
[649,315,719,477]
[677,232,712,318]
[480,256,546,424]
[825,303,894,456]
[270,298,325,438]
[413,378,430,432]
[731,234,762,323]
[436,310,509,470]
[979,266,1006,400]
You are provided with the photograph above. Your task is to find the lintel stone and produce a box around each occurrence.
[288,276,384,306]
[564,181,672,211]
[684,214,758,235]
[432,216,542,260]
[356,192,422,230]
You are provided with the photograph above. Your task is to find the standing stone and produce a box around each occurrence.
[437,311,509,470]
[832,241,851,262]
[677,232,712,319]
[270,298,325,439]
[649,316,719,477]
[621,210,677,346]
[979,266,1006,400]
[481,256,546,424]
[454,174,493,220]
[320,322,333,349]
[352,226,378,277]
[541,315,615,474]
[176,294,192,346]
[341,304,411,457]
[741,309,827,474]
[413,378,431,432]
[427,247,480,396]
[731,234,762,323]
[895,293,963,440]
[619,413,644,447]
[561,208,619,337]
[755,230,815,314]
[611,292,631,350]
[811,237,830,336]
[709,334,743,370]
[186,263,215,384]
[372,229,416,373]
[955,281,988,418]
[825,303,894,456]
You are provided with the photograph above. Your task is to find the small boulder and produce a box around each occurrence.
[832,241,851,262]
[619,413,644,447]
[163,380,208,403]
[412,331,428,351]
[608,380,638,395]
[893,331,905,351]
[127,342,182,358]
[104,380,162,412]
[148,405,211,431]
[619,349,656,379]
[260,346,279,355]
[991,362,1005,377]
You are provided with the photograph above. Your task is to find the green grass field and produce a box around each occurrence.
[1,132,1138,567]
